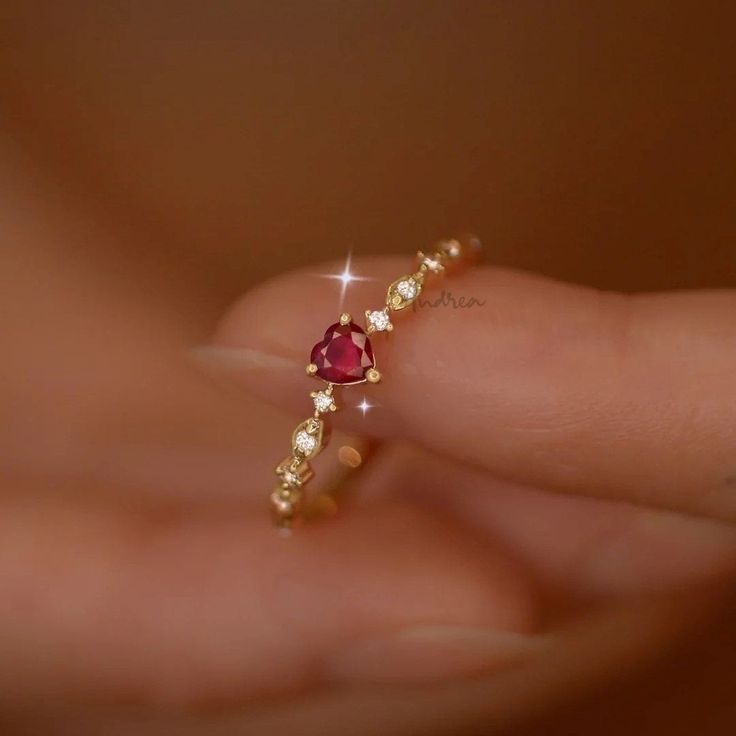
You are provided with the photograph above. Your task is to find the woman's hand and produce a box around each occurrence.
[1,148,734,734]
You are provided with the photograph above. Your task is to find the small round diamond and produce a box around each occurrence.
[368,310,391,331]
[313,391,334,413]
[422,256,444,273]
[396,279,417,300]
[294,430,317,455]
[282,470,299,487]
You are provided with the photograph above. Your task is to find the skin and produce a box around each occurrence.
[1,150,735,732]
[1,3,735,731]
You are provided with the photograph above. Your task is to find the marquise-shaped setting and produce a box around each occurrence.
[386,273,424,311]
[291,417,326,459]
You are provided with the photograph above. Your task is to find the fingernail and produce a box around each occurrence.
[326,625,542,684]
[190,345,299,373]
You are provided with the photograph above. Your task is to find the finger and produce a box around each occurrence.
[0,494,538,708]
[0,148,374,509]
[9,590,726,736]
[370,444,736,601]
[208,257,736,522]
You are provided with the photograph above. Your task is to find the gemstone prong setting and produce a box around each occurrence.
[387,274,423,311]
[269,235,481,526]
[366,308,393,334]
[311,387,337,415]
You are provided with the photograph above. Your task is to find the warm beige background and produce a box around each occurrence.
[1,2,735,734]
[2,0,735,314]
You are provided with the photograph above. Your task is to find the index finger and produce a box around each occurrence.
[207,257,736,523]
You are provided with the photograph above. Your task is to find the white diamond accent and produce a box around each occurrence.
[368,310,391,331]
[282,470,299,487]
[422,256,444,273]
[295,430,317,455]
[312,391,334,413]
[396,279,418,300]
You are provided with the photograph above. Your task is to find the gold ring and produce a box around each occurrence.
[270,235,482,527]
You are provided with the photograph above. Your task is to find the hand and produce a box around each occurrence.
[1,153,734,734]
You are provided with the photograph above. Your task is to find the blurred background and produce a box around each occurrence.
[1,1,735,733]
[2,0,735,317]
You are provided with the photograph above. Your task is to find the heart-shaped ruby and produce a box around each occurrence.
[310,321,375,384]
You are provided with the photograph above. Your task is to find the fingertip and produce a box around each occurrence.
[211,255,736,522]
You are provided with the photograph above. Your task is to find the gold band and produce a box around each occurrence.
[270,235,481,527]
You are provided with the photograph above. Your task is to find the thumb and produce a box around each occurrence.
[206,257,736,523]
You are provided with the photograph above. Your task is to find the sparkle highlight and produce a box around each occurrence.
[357,397,375,416]
[316,250,374,310]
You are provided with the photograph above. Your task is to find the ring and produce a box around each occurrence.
[270,235,482,527]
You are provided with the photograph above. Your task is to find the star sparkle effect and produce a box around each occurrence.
[315,250,375,310]
[356,397,375,416]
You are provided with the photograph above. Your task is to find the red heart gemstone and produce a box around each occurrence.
[310,321,375,384]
